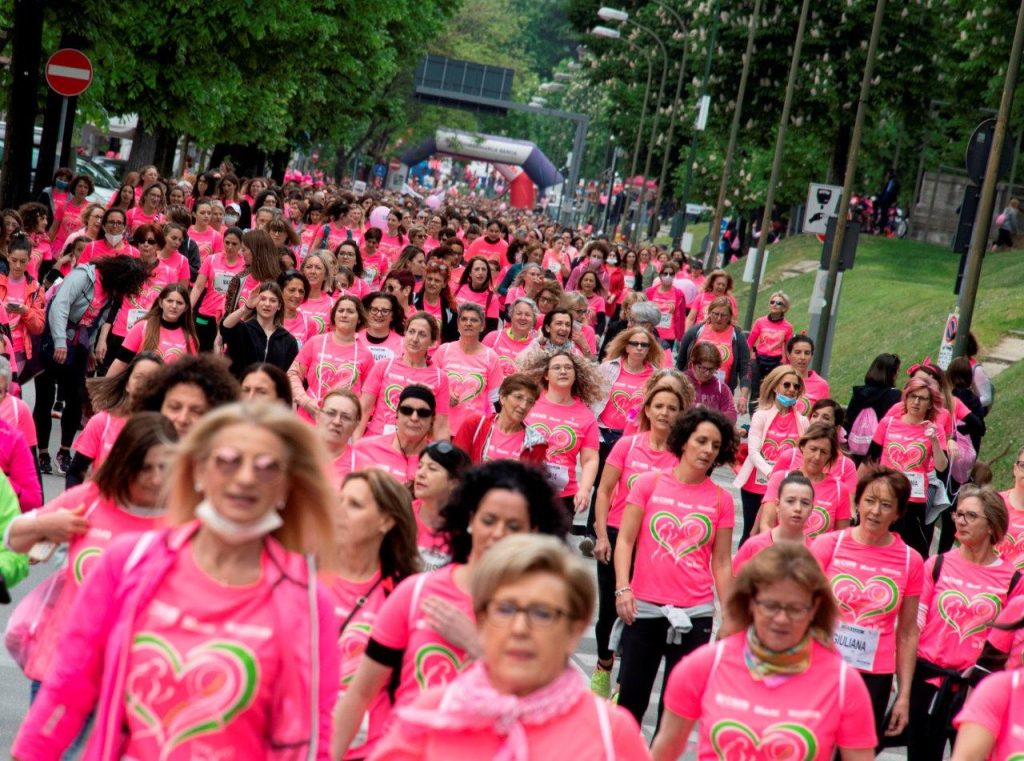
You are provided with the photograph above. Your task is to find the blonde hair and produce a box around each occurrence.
[603,327,665,368]
[768,290,790,310]
[758,364,802,408]
[471,534,595,624]
[164,401,337,569]
[322,388,362,419]
[636,384,689,433]
[303,249,336,293]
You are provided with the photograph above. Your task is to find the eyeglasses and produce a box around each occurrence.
[140,239,157,245]
[753,599,815,621]
[694,364,717,374]
[953,509,984,523]
[1016,460,1024,469]
[209,447,284,484]
[320,408,356,424]
[484,600,569,629]
[779,382,801,391]
[627,340,651,350]
[105,220,126,228]
[907,394,930,404]
[369,306,392,316]
[398,404,433,419]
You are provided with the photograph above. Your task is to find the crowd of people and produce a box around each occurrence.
[0,164,1019,760]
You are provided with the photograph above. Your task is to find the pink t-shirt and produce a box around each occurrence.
[598,364,654,432]
[153,252,190,286]
[359,330,405,363]
[123,546,280,760]
[625,472,733,607]
[467,236,508,266]
[125,206,163,233]
[121,321,195,364]
[763,471,851,538]
[298,292,335,335]
[284,311,317,349]
[997,490,1024,571]
[873,416,947,503]
[112,268,184,338]
[295,333,375,403]
[72,410,126,469]
[25,483,160,681]
[375,237,402,275]
[883,400,960,439]
[325,571,391,760]
[748,316,794,358]
[369,565,474,711]
[478,424,530,463]
[78,239,140,265]
[744,411,802,494]
[362,358,451,437]
[696,325,736,382]
[664,635,877,760]
[524,395,599,498]
[917,550,1022,671]
[0,394,36,446]
[690,291,738,325]
[197,254,246,319]
[985,594,1024,669]
[603,433,677,530]
[954,669,1024,758]
[352,434,420,484]
[811,530,924,674]
[481,328,534,377]
[733,531,812,574]
[796,371,831,417]
[582,293,606,326]
[4,277,27,352]
[645,284,684,340]
[187,226,223,261]
[433,342,502,436]
[52,198,87,253]
[453,285,499,320]
[413,500,451,571]
[299,224,324,259]
[772,448,858,497]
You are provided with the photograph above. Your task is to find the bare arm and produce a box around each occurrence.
[355,393,375,439]
[949,722,996,761]
[6,507,88,553]
[331,658,393,760]
[613,502,644,625]
[573,446,599,513]
[710,528,735,630]
[887,595,920,736]
[650,711,696,761]
[593,463,622,564]
[189,273,208,307]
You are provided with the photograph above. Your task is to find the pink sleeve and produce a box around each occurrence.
[918,556,937,625]
[122,321,144,353]
[809,532,838,571]
[933,424,947,452]
[369,689,444,760]
[486,293,499,319]
[582,417,600,451]
[747,320,761,349]
[486,353,502,397]
[294,335,317,369]
[662,642,717,719]
[434,372,451,416]
[72,414,104,459]
[199,256,214,280]
[732,540,755,575]
[369,574,417,650]
[763,471,784,503]
[872,416,888,446]
[953,670,1010,736]
[606,436,630,471]
[6,433,41,510]
[607,704,652,760]
[835,484,852,521]
[176,257,190,282]
[625,473,655,509]
[837,666,878,749]
[717,487,736,530]
[905,549,925,598]
[986,596,1024,653]
[315,583,340,761]
[358,351,375,388]
[362,360,386,399]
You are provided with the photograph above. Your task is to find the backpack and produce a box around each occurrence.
[949,428,978,484]
[848,406,879,455]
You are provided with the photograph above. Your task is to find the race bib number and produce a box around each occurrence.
[905,471,925,500]
[545,462,570,493]
[755,469,770,487]
[126,308,148,329]
[213,271,233,293]
[383,423,397,436]
[658,310,672,328]
[833,620,880,671]
[624,274,635,289]
[363,266,377,283]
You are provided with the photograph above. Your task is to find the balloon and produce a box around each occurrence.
[425,194,441,211]
[369,206,390,232]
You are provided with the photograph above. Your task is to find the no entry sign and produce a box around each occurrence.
[45,49,93,97]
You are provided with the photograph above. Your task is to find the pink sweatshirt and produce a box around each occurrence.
[13,522,339,761]
[0,418,41,510]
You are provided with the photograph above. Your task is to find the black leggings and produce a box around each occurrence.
[906,667,958,761]
[859,671,893,747]
[739,488,763,546]
[594,526,619,662]
[586,428,623,537]
[195,315,219,353]
[617,614,713,729]
[32,348,88,450]
[893,503,933,559]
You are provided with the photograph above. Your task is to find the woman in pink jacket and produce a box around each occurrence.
[13,401,341,761]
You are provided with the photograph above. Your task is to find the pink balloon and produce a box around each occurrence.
[425,194,441,211]
[369,206,390,232]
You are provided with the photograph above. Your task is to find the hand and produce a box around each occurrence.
[885,695,910,736]
[94,338,107,363]
[923,424,937,440]
[573,489,591,514]
[449,394,460,407]
[40,505,89,542]
[53,347,67,364]
[594,536,611,564]
[735,394,748,414]
[86,353,96,372]
[422,596,481,658]
[947,438,959,461]
[243,292,259,311]
[614,589,637,625]
[303,397,320,417]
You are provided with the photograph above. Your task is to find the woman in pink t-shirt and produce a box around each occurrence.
[909,485,1020,760]
[124,182,165,234]
[352,385,437,485]
[748,289,794,401]
[434,303,503,436]
[412,441,472,572]
[733,364,810,545]
[811,465,923,743]
[684,268,736,331]
[613,407,738,727]
[359,292,406,363]
[48,174,92,254]
[298,250,335,335]
[13,402,341,761]
[596,327,663,436]
[78,207,141,264]
[865,376,949,559]
[644,262,687,347]
[370,535,651,761]
[328,470,420,761]
[757,422,852,538]
[279,269,316,349]
[953,668,1024,760]
[786,334,831,417]
[650,543,877,761]
[332,460,570,757]
[186,198,223,262]
[189,226,245,350]
[482,297,537,377]
[997,445,1024,570]
[107,283,198,376]
[591,385,684,697]
[734,472,815,575]
[576,269,607,333]
[317,389,362,483]
[453,256,499,333]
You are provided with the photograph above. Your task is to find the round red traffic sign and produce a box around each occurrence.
[45,49,93,97]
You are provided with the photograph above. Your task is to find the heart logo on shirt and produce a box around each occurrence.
[161,345,188,364]
[761,436,798,463]
[447,371,485,404]
[998,533,1024,570]
[125,634,258,754]
[338,622,373,688]
[885,442,927,472]
[315,360,358,397]
[700,340,731,366]
[710,719,818,761]
[804,506,832,539]
[831,573,900,622]
[937,590,1003,640]
[796,395,812,417]
[649,511,713,560]
[384,383,405,412]
[72,546,103,585]
[610,389,638,419]
[414,643,467,692]
[532,424,578,457]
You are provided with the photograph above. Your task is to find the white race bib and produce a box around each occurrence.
[213,271,233,293]
[383,423,397,436]
[833,620,880,671]
[126,308,148,329]
[658,310,672,328]
[755,469,770,487]
[905,471,926,500]
[545,462,570,493]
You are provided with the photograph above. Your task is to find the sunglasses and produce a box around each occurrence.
[627,340,651,350]
[769,300,785,306]
[209,447,284,484]
[141,239,158,245]
[779,381,801,391]
[398,404,433,419]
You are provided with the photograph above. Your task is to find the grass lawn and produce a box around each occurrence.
[723,234,1024,489]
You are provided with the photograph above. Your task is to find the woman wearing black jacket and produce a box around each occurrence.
[843,352,903,462]
[218,281,298,377]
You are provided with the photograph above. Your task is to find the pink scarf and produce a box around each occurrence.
[396,662,586,761]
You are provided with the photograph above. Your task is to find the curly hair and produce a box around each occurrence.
[439,460,569,564]
[667,407,738,473]
[139,353,239,413]
[519,349,606,407]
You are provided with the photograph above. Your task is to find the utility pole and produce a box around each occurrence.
[812,0,887,372]
[954,0,1024,358]
[741,0,812,330]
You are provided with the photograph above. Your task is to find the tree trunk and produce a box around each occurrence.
[209,143,267,177]
[1,0,44,208]
[152,125,177,177]
[127,115,158,171]
[267,148,290,183]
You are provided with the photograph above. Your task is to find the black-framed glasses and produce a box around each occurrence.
[105,220,126,228]
[779,382,801,391]
[398,404,433,419]
[140,239,157,245]
[484,600,569,629]
[369,306,392,316]
[954,509,984,523]
[627,340,651,350]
